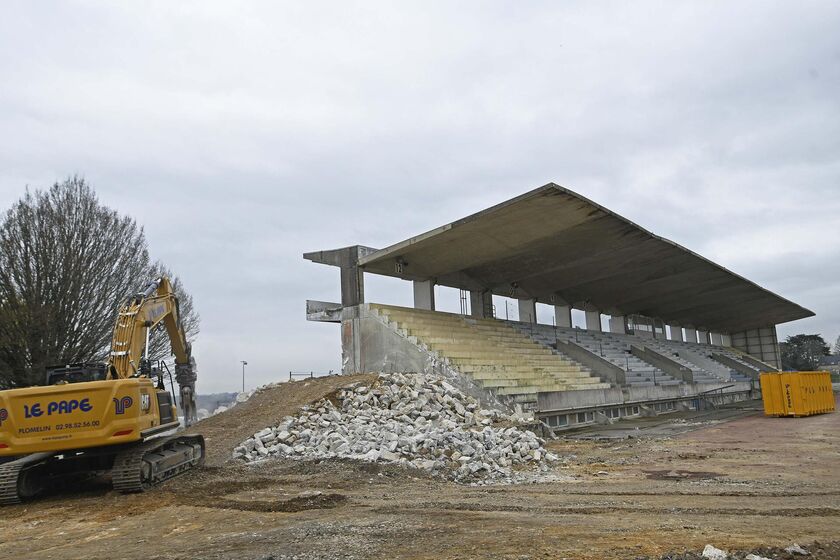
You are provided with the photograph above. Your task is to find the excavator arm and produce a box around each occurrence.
[108,277,198,424]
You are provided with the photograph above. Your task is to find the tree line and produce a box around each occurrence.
[0,177,199,388]
[780,334,834,371]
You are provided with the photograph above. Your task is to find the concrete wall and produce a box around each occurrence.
[684,327,698,343]
[609,315,626,334]
[470,290,493,319]
[338,304,511,411]
[584,310,601,332]
[518,299,537,323]
[537,380,753,414]
[669,325,685,342]
[731,326,781,369]
[554,305,572,328]
[340,305,429,375]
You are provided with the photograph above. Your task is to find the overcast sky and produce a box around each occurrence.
[1,2,838,393]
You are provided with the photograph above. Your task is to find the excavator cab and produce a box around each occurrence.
[45,363,108,385]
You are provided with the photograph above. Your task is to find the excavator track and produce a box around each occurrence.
[0,434,204,504]
[112,434,205,493]
[0,452,53,505]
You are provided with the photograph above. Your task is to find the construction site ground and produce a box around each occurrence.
[1,375,838,560]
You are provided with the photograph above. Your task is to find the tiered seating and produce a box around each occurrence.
[651,338,759,381]
[634,338,724,383]
[515,321,761,384]
[370,304,611,404]
[513,323,680,386]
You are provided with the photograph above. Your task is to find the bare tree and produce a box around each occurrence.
[0,177,199,388]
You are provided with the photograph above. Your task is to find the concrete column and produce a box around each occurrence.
[668,325,684,342]
[684,327,697,343]
[518,298,537,323]
[697,330,709,344]
[304,245,369,307]
[584,310,601,332]
[653,318,666,339]
[412,279,435,311]
[554,305,572,328]
[609,315,626,334]
[469,289,493,319]
[709,332,723,346]
[340,266,364,307]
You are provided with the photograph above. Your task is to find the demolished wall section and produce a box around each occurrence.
[339,304,514,413]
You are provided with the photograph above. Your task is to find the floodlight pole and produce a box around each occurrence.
[241,360,248,393]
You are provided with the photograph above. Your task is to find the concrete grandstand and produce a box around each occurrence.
[304,184,814,425]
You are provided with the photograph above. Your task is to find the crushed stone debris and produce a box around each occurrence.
[786,544,809,556]
[233,371,560,483]
[702,545,729,560]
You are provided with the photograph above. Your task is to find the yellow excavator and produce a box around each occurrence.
[0,277,205,504]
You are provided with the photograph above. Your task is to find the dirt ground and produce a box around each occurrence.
[1,376,838,560]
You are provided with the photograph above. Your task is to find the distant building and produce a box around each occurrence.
[818,354,840,378]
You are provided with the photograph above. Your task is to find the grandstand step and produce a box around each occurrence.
[372,304,612,396]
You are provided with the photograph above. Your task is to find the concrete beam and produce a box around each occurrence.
[303,245,374,307]
[518,298,537,323]
[413,279,435,311]
[554,305,572,328]
[306,300,343,323]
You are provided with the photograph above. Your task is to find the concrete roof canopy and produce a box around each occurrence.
[353,184,813,332]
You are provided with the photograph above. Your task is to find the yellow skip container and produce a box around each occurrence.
[759,371,835,417]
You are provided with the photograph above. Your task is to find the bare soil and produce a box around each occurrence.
[188,373,377,466]
[1,376,838,560]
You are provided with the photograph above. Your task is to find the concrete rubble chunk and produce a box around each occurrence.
[785,544,809,556]
[234,371,555,483]
[702,545,728,560]
[745,555,773,560]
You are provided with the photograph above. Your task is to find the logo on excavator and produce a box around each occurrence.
[113,396,134,415]
[23,399,92,418]
[0,408,7,426]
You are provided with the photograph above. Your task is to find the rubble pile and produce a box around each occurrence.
[233,372,557,482]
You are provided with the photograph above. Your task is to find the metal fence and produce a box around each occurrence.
[288,370,334,381]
